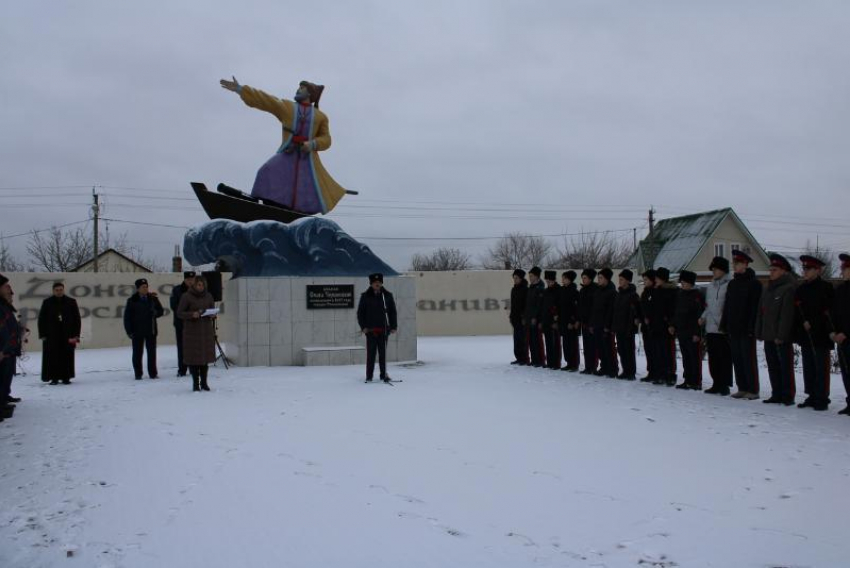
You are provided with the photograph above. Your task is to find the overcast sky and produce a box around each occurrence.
[2,0,849,271]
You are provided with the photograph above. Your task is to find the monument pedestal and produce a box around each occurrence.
[219,276,416,366]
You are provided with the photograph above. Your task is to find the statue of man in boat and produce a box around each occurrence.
[219,76,350,216]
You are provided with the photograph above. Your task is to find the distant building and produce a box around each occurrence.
[72,248,152,273]
[628,208,769,276]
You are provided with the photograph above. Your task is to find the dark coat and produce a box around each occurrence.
[578,282,598,327]
[509,279,528,327]
[673,288,705,337]
[523,280,545,324]
[755,273,797,343]
[590,281,617,329]
[123,293,164,338]
[357,287,398,331]
[832,280,850,337]
[611,284,640,335]
[639,287,653,334]
[38,295,81,381]
[647,283,677,335]
[721,268,762,336]
[0,299,22,358]
[541,283,561,328]
[176,289,216,366]
[558,282,580,333]
[794,277,835,350]
[170,282,190,327]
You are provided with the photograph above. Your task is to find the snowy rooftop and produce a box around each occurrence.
[1,337,848,567]
[631,208,731,273]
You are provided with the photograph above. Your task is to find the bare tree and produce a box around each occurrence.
[481,232,552,269]
[0,237,23,272]
[410,247,473,271]
[27,226,93,272]
[550,231,633,269]
[26,226,166,272]
[801,240,835,278]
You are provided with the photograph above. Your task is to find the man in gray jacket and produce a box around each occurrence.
[755,254,798,405]
[702,256,735,396]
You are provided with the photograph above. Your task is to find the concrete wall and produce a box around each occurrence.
[3,272,196,351]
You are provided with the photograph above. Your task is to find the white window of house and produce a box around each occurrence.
[714,242,726,258]
[731,243,742,256]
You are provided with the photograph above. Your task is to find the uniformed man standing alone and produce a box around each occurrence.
[357,273,398,382]
[831,253,850,415]
[794,255,835,411]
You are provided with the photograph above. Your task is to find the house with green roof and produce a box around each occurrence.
[628,208,770,275]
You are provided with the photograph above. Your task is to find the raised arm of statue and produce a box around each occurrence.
[220,76,293,126]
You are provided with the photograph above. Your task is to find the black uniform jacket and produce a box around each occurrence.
[123,293,165,338]
[524,280,545,325]
[541,283,561,328]
[357,288,398,332]
[611,284,640,335]
[578,282,598,327]
[509,279,528,327]
[721,268,762,336]
[590,281,617,330]
[794,277,835,350]
[673,288,705,338]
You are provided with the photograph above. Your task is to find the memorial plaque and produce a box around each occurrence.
[306,285,355,309]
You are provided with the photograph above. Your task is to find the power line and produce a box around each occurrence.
[0,219,91,240]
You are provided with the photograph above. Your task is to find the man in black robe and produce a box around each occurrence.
[38,282,82,385]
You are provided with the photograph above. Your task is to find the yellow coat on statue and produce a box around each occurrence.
[238,85,347,215]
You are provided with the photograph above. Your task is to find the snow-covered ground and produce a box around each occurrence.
[1,336,848,568]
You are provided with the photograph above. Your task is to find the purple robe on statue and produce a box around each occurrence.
[251,103,322,214]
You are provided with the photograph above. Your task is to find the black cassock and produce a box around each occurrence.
[38,296,82,383]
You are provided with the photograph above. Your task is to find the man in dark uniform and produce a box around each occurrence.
[831,253,850,415]
[794,255,835,411]
[612,269,639,380]
[578,269,598,375]
[652,267,678,386]
[170,271,196,377]
[357,273,398,382]
[38,282,82,385]
[509,269,529,365]
[541,271,562,370]
[756,254,797,405]
[524,267,546,367]
[591,268,618,378]
[720,251,762,398]
[559,270,580,371]
[124,278,165,380]
[639,270,657,382]
[671,270,705,390]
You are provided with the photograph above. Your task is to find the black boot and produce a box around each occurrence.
[838,406,850,415]
[191,368,200,392]
[200,366,210,391]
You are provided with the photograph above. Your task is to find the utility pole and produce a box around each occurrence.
[648,206,656,235]
[633,227,637,250]
[92,187,100,273]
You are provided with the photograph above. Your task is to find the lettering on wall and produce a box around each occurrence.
[417,298,510,311]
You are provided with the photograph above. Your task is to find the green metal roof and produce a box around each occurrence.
[629,208,732,273]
